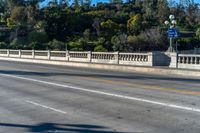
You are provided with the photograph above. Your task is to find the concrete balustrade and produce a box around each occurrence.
[7,50,19,58]
[177,54,200,70]
[91,52,117,64]
[50,51,66,61]
[21,50,34,59]
[0,49,8,56]
[0,49,154,66]
[1,49,200,70]
[119,53,151,66]
[69,51,89,62]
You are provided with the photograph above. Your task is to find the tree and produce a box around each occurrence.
[94,45,107,52]
[109,0,122,4]
[196,27,200,40]
[0,0,199,51]
[127,14,142,35]
[157,0,170,23]
[126,35,146,52]
[186,3,200,29]
[83,29,90,41]
[100,19,119,37]
[83,0,91,6]
[43,6,69,41]
[139,28,167,51]
[10,6,27,25]
[28,31,48,44]
[111,33,127,51]
[142,0,158,19]
[92,17,102,36]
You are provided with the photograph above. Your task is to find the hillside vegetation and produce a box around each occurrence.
[0,0,200,52]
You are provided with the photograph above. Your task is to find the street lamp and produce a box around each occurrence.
[165,14,178,52]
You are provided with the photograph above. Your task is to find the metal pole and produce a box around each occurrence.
[168,37,173,52]
[170,37,173,52]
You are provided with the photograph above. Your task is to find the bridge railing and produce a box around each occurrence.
[177,54,200,70]
[168,53,200,70]
[178,54,200,64]
[0,49,154,66]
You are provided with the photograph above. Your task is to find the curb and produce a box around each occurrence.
[0,56,200,78]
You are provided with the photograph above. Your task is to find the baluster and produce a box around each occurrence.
[178,57,180,63]
[181,57,183,63]
[132,55,135,61]
[139,55,142,61]
[197,57,200,64]
[195,57,197,64]
[130,55,133,61]
[141,55,144,61]
[187,57,190,64]
[192,57,195,64]
[184,57,186,63]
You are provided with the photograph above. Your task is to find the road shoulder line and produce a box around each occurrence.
[1,73,200,114]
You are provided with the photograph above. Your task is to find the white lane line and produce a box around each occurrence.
[26,100,67,114]
[1,73,200,113]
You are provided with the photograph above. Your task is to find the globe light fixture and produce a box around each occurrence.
[165,14,178,52]
[171,20,177,25]
[169,14,175,20]
[164,21,169,25]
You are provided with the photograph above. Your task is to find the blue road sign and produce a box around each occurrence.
[168,28,178,38]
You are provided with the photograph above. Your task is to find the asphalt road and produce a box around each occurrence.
[0,60,200,133]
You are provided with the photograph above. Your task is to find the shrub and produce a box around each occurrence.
[0,42,7,49]
[126,35,146,52]
[10,37,27,49]
[48,39,65,50]
[28,42,46,50]
[28,31,48,44]
[94,45,107,52]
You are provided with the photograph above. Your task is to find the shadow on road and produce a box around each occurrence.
[0,69,200,83]
[0,122,132,133]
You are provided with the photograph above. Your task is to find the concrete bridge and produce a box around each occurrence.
[0,49,200,133]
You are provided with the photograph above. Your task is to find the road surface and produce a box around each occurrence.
[0,60,200,133]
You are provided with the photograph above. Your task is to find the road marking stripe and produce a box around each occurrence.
[77,76,200,95]
[1,73,200,113]
[26,100,67,114]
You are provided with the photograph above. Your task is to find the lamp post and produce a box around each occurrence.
[165,15,177,52]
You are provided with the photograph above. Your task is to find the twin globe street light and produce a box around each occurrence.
[164,14,178,52]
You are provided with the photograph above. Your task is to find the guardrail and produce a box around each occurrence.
[0,49,154,66]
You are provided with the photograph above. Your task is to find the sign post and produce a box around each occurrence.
[165,15,178,52]
[167,28,178,52]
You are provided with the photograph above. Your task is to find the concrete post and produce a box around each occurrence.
[32,50,35,59]
[169,52,178,68]
[148,52,154,66]
[7,49,10,57]
[66,50,69,61]
[88,51,92,63]
[19,50,21,58]
[114,51,119,64]
[47,50,51,60]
